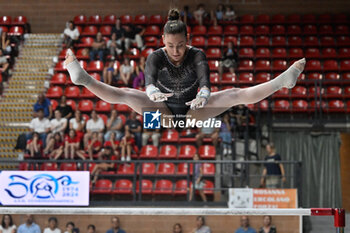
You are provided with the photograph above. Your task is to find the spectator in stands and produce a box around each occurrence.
[219,112,233,155]
[106,217,126,233]
[119,57,134,86]
[17,215,40,233]
[0,214,16,233]
[103,61,119,85]
[120,129,136,161]
[189,154,207,202]
[46,110,68,146]
[90,32,106,62]
[260,142,286,188]
[107,32,125,60]
[91,145,117,184]
[125,111,142,149]
[84,110,105,149]
[211,4,225,26]
[190,216,211,233]
[33,92,52,119]
[65,129,85,160]
[223,5,237,21]
[1,31,11,55]
[56,95,74,119]
[26,132,43,158]
[104,132,120,157]
[218,41,238,80]
[69,110,85,142]
[142,128,160,147]
[44,132,64,160]
[43,217,61,233]
[111,18,125,43]
[229,104,251,139]
[0,49,9,81]
[258,216,276,233]
[133,56,145,89]
[124,23,145,51]
[180,5,192,25]
[64,222,78,233]
[173,223,182,233]
[28,108,50,145]
[193,4,209,26]
[86,131,102,160]
[195,124,219,147]
[86,225,96,233]
[63,21,80,49]
[235,216,257,233]
[105,109,123,141]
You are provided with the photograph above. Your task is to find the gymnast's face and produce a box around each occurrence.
[163,33,187,64]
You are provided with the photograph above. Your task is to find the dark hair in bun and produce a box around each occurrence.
[164,8,187,37]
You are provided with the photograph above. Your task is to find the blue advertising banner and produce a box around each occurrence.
[0,171,89,206]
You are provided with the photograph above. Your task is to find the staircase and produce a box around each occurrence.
[0,33,62,168]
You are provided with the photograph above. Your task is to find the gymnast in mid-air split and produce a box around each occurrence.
[64,9,305,123]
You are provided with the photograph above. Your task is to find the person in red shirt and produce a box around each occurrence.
[44,132,64,160]
[87,131,102,160]
[120,130,136,162]
[91,146,117,184]
[103,132,120,159]
[65,129,85,160]
[26,132,43,158]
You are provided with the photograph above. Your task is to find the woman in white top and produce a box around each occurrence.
[43,217,61,233]
[223,5,237,21]
[0,214,16,233]
[64,21,80,48]
[69,110,85,141]
[119,57,134,86]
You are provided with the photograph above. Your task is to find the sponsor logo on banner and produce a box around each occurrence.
[0,171,89,206]
[228,188,297,208]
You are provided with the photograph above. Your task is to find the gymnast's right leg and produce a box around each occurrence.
[64,50,171,116]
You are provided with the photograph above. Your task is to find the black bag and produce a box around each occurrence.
[15,133,27,150]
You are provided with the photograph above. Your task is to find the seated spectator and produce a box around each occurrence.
[104,109,123,142]
[28,108,50,145]
[33,92,52,119]
[195,123,219,147]
[190,216,211,233]
[69,110,85,142]
[86,131,102,160]
[43,217,61,233]
[189,154,207,202]
[104,132,120,157]
[111,18,125,46]
[0,49,9,81]
[219,41,238,80]
[258,216,277,233]
[64,222,78,233]
[107,32,125,60]
[229,104,252,139]
[65,129,85,160]
[193,4,209,25]
[56,95,74,119]
[0,214,16,233]
[84,110,105,148]
[120,130,136,162]
[223,5,237,21]
[125,111,142,149]
[103,61,119,85]
[17,215,40,233]
[46,110,68,146]
[219,112,233,155]
[142,128,160,147]
[44,132,64,160]
[91,146,117,184]
[90,32,106,62]
[119,57,134,86]
[63,21,80,49]
[124,23,144,51]
[211,4,225,26]
[180,5,193,25]
[1,31,11,55]
[235,216,257,233]
[86,225,96,233]
[26,133,43,158]
[106,217,126,233]
[133,56,145,89]
[173,223,182,233]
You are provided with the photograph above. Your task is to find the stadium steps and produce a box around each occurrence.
[0,33,62,162]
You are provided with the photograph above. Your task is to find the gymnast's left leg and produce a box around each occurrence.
[188,58,306,121]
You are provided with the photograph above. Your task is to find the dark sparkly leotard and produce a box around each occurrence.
[145,47,210,116]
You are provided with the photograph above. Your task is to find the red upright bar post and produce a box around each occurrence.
[334,208,345,233]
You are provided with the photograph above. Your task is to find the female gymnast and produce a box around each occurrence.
[64,9,305,122]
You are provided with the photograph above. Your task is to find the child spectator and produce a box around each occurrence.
[84,110,104,149]
[44,132,64,160]
[120,57,134,86]
[133,56,145,89]
[103,61,119,85]
[189,154,207,202]
[26,132,43,158]
[223,5,237,21]
[87,131,102,160]
[120,130,135,161]
[43,217,61,233]
[104,132,120,158]
[219,112,233,155]
[65,129,85,160]
[69,110,85,142]
[219,41,238,80]
[91,146,117,184]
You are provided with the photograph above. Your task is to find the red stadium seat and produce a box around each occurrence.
[74,15,87,25]
[238,60,254,72]
[325,86,342,98]
[238,72,254,84]
[120,15,133,24]
[98,114,108,125]
[157,163,175,175]
[153,180,173,195]
[103,14,117,25]
[286,14,301,24]
[139,145,158,159]
[271,36,287,47]
[81,25,98,36]
[210,73,220,84]
[302,14,316,24]
[192,25,207,36]
[324,72,340,83]
[239,48,254,58]
[322,48,337,59]
[191,36,205,47]
[60,162,77,171]
[305,60,322,72]
[240,14,254,24]
[13,16,27,25]
[0,16,11,25]
[134,14,147,25]
[158,145,177,159]
[222,73,237,84]
[334,14,348,24]
[224,25,238,36]
[304,36,319,47]
[80,87,95,98]
[149,14,163,25]
[343,73,350,83]
[271,14,285,24]
[258,99,269,111]
[292,100,308,112]
[206,48,221,59]
[320,36,336,47]
[255,36,270,47]
[64,86,80,98]
[309,87,323,98]
[288,36,303,47]
[41,162,58,171]
[144,37,158,48]
[78,99,93,112]
[223,36,237,47]
[239,36,254,47]
[54,60,66,72]
[88,15,102,25]
[310,100,326,112]
[287,25,302,35]
[328,100,345,112]
[344,86,350,97]
[255,60,271,71]
[136,180,153,194]
[0,26,8,32]
[273,100,290,112]
[139,163,156,175]
[272,60,287,71]
[117,163,135,175]
[319,25,333,35]
[8,26,24,36]
[46,86,63,98]
[207,36,222,47]
[303,25,317,35]
[208,60,219,72]
[92,179,112,194]
[339,48,350,59]
[51,73,67,85]
[178,145,196,159]
[125,48,140,59]
[255,25,270,35]
[255,72,271,83]
[289,48,304,59]
[337,36,350,47]
[174,180,190,195]
[291,86,307,98]
[273,87,289,98]
[77,37,94,48]
[255,14,270,24]
[177,163,193,175]
[66,99,76,111]
[202,180,214,195]
[318,14,332,23]
[307,72,323,81]
[198,145,216,159]
[335,25,349,36]
[113,179,133,194]
[144,25,160,36]
[208,25,223,36]
[100,25,112,36]
[160,129,179,143]
[114,104,130,113]
[95,100,111,112]
[323,60,339,72]
[239,25,254,35]
[202,163,215,176]
[50,99,58,110]
[305,48,321,59]
[87,61,104,72]
[271,25,285,35]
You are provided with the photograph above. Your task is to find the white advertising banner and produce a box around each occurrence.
[0,171,89,206]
